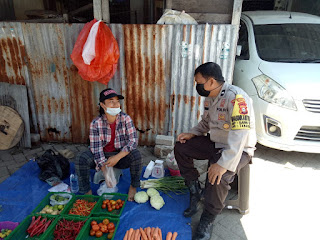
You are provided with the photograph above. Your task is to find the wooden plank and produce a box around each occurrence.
[231,0,243,25]
[102,0,110,23]
[0,82,31,148]
[93,0,102,20]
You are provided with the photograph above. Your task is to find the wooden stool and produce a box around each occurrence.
[225,164,250,215]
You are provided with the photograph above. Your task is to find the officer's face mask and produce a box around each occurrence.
[106,107,121,116]
[196,81,211,97]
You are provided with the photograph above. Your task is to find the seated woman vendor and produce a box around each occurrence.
[75,88,142,201]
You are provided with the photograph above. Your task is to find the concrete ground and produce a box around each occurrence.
[0,143,319,240]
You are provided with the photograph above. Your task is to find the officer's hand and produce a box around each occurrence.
[177,133,195,143]
[208,163,227,185]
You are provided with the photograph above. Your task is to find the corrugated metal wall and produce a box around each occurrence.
[0,22,237,145]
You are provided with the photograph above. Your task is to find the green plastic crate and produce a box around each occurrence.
[76,216,120,240]
[41,215,88,240]
[63,195,100,217]
[32,192,74,217]
[6,214,58,240]
[92,193,128,218]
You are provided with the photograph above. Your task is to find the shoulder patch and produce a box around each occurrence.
[231,94,250,130]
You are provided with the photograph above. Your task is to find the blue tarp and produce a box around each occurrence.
[0,161,191,239]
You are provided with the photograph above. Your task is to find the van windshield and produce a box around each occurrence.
[254,23,320,63]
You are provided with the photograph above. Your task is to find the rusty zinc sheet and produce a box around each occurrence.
[0,22,237,145]
[169,24,238,137]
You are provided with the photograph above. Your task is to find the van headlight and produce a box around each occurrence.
[252,74,297,111]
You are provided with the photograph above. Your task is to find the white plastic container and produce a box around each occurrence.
[152,160,164,178]
[143,160,155,178]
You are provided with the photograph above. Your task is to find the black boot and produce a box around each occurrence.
[184,180,201,217]
[193,210,216,240]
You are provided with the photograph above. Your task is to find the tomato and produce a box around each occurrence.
[107,232,113,239]
[109,228,115,233]
[103,200,108,205]
[92,224,100,231]
[116,199,122,203]
[91,221,98,226]
[112,205,115,210]
[100,225,108,233]
[95,230,103,238]
[102,204,107,209]
[99,223,104,228]
[90,230,96,236]
[115,205,120,210]
[107,222,115,230]
[103,219,110,225]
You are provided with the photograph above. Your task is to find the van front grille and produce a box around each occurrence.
[303,99,320,113]
[294,126,320,141]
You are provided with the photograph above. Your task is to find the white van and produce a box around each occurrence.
[233,11,320,153]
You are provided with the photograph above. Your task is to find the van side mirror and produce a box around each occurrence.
[236,45,242,56]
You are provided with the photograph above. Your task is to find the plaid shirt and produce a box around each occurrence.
[89,112,138,170]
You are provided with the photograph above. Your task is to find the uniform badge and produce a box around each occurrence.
[223,123,230,129]
[218,114,226,121]
[220,99,226,107]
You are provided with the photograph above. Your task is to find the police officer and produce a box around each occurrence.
[174,62,257,240]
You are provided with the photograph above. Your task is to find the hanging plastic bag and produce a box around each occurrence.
[82,20,102,65]
[101,165,117,188]
[71,19,120,85]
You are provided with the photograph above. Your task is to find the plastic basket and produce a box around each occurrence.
[63,195,100,217]
[0,221,19,240]
[32,192,74,217]
[76,216,119,240]
[6,214,58,240]
[92,193,128,218]
[41,215,87,240]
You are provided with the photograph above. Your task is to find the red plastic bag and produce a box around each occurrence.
[71,19,120,85]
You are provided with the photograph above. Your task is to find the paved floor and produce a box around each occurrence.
[1,143,319,240]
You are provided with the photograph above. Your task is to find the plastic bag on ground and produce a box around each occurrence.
[157,9,198,25]
[97,181,118,196]
[71,19,120,85]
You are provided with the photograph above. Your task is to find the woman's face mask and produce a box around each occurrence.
[106,107,121,116]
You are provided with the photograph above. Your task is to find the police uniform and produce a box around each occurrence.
[174,82,257,216]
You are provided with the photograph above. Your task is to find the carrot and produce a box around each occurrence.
[158,227,162,240]
[146,227,152,240]
[123,230,129,240]
[151,227,155,237]
[166,232,172,240]
[140,227,148,240]
[133,229,140,240]
[128,228,134,240]
[171,232,178,240]
[133,229,138,240]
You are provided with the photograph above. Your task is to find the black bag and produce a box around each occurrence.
[36,149,70,185]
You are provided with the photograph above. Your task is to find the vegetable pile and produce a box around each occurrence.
[38,204,65,215]
[0,228,12,239]
[89,219,115,239]
[26,215,53,237]
[134,188,165,210]
[68,199,96,216]
[123,227,178,240]
[53,219,86,240]
[101,199,124,212]
[140,176,188,195]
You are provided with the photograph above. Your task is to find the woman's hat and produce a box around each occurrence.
[99,88,124,102]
